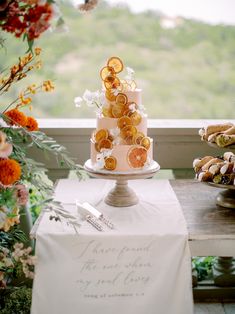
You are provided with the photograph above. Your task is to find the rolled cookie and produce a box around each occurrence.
[193,156,214,172]
[224,125,235,135]
[203,123,233,140]
[201,157,224,171]
[208,162,224,175]
[220,162,234,175]
[197,171,213,182]
[224,152,235,162]
[216,134,235,147]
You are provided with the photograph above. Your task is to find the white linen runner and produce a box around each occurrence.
[31,179,193,314]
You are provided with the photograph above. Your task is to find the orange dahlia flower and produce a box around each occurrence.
[26,116,39,131]
[0,159,21,185]
[4,109,27,127]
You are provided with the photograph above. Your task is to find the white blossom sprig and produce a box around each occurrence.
[74,89,105,109]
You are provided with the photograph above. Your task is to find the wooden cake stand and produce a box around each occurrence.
[84,159,160,207]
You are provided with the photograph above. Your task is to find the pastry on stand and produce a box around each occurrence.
[194,123,235,208]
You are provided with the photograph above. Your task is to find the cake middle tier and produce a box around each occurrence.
[97,116,147,135]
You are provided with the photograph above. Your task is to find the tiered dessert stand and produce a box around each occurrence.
[84,159,160,207]
[206,143,235,209]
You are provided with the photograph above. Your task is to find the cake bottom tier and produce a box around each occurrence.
[90,139,153,172]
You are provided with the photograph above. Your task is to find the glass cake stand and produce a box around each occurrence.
[84,159,160,207]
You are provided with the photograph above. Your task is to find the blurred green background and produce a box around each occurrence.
[1,1,235,119]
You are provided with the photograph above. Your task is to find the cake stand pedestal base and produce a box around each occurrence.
[84,159,160,208]
[104,180,138,207]
[216,189,235,209]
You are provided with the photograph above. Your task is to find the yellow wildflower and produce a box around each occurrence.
[34,47,42,56]
[20,53,33,66]
[27,84,37,94]
[19,92,32,105]
[42,80,55,92]
[35,60,42,69]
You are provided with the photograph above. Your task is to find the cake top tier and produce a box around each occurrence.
[74,56,146,119]
[100,57,145,119]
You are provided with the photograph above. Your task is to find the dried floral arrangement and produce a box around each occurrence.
[0,1,98,311]
[0,48,85,311]
[0,0,99,49]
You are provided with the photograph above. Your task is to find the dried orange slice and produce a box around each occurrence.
[108,134,114,142]
[112,104,125,118]
[95,129,109,142]
[105,89,116,101]
[116,93,128,106]
[117,116,132,129]
[129,111,142,126]
[104,76,121,90]
[133,132,145,145]
[95,142,100,152]
[140,137,151,150]
[98,138,113,151]
[102,106,114,118]
[104,156,117,170]
[120,125,137,139]
[127,146,147,168]
[100,66,116,81]
[125,136,134,145]
[107,56,123,73]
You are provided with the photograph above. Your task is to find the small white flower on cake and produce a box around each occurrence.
[128,102,137,113]
[110,127,120,138]
[110,128,121,145]
[83,89,96,107]
[74,96,83,107]
[94,149,113,170]
[125,67,135,81]
[138,104,146,113]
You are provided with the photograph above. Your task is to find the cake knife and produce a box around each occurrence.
[76,201,103,231]
[82,202,114,229]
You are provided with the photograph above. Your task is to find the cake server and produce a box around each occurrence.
[76,201,103,231]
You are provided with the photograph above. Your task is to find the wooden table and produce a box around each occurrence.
[171,180,235,257]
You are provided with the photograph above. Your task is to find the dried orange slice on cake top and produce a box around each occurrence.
[105,89,116,101]
[102,106,113,118]
[112,104,125,118]
[107,57,124,74]
[104,76,121,90]
[127,146,147,168]
[116,93,128,106]
[100,66,116,81]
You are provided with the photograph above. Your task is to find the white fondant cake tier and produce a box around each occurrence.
[90,139,153,172]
